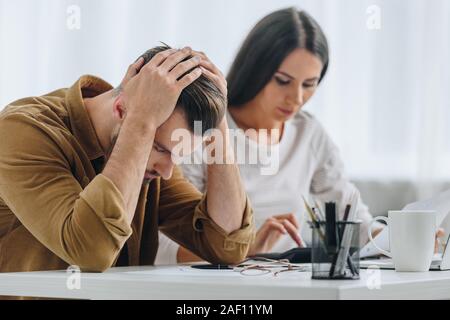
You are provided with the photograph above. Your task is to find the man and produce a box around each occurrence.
[0,45,254,273]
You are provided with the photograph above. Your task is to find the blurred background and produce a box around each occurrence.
[1,0,449,229]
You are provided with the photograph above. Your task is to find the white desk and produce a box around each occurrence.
[0,265,450,300]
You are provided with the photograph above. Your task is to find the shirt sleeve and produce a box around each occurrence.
[157,166,255,265]
[309,121,383,246]
[154,232,179,265]
[0,113,132,272]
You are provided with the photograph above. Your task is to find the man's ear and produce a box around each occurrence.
[112,94,126,121]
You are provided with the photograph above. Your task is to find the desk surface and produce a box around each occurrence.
[1,265,450,300]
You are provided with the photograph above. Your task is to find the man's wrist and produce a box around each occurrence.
[124,110,157,136]
[206,119,236,165]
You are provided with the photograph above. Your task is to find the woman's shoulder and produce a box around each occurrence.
[288,110,327,139]
[290,110,323,130]
[289,111,336,156]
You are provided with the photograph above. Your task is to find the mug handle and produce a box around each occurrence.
[368,216,392,258]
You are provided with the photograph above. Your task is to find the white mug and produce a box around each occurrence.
[368,210,437,272]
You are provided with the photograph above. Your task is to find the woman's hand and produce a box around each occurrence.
[248,213,304,256]
[435,228,446,253]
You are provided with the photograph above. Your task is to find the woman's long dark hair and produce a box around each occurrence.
[227,7,329,107]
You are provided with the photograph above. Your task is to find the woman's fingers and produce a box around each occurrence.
[251,219,286,254]
[274,213,300,229]
[435,228,446,253]
[262,218,287,235]
[281,219,304,247]
[265,214,304,246]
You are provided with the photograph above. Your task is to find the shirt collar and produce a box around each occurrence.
[65,75,113,160]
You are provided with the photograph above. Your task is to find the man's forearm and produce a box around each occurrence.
[102,114,155,222]
[206,122,246,234]
[206,164,246,234]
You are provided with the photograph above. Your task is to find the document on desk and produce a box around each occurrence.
[360,188,450,258]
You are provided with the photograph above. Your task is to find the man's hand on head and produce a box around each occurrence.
[119,56,145,89]
[193,51,228,98]
[121,47,203,129]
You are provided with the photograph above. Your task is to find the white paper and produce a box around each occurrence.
[360,189,450,258]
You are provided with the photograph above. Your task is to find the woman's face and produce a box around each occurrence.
[254,48,324,122]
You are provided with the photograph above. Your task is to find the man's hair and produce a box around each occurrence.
[134,45,225,135]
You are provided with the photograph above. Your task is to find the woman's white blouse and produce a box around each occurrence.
[154,110,376,265]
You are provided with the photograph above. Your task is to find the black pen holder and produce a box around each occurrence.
[309,221,361,280]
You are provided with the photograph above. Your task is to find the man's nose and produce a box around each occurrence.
[156,158,175,180]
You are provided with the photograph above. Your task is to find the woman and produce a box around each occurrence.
[154,7,383,264]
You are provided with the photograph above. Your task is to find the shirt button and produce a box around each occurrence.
[194,219,203,231]
[224,240,236,251]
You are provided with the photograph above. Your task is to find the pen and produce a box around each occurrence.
[326,202,340,277]
[325,202,338,253]
[340,204,351,239]
[302,196,325,240]
[314,200,325,221]
[335,203,358,277]
[302,195,318,221]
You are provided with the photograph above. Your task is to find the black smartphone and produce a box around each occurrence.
[190,264,233,270]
